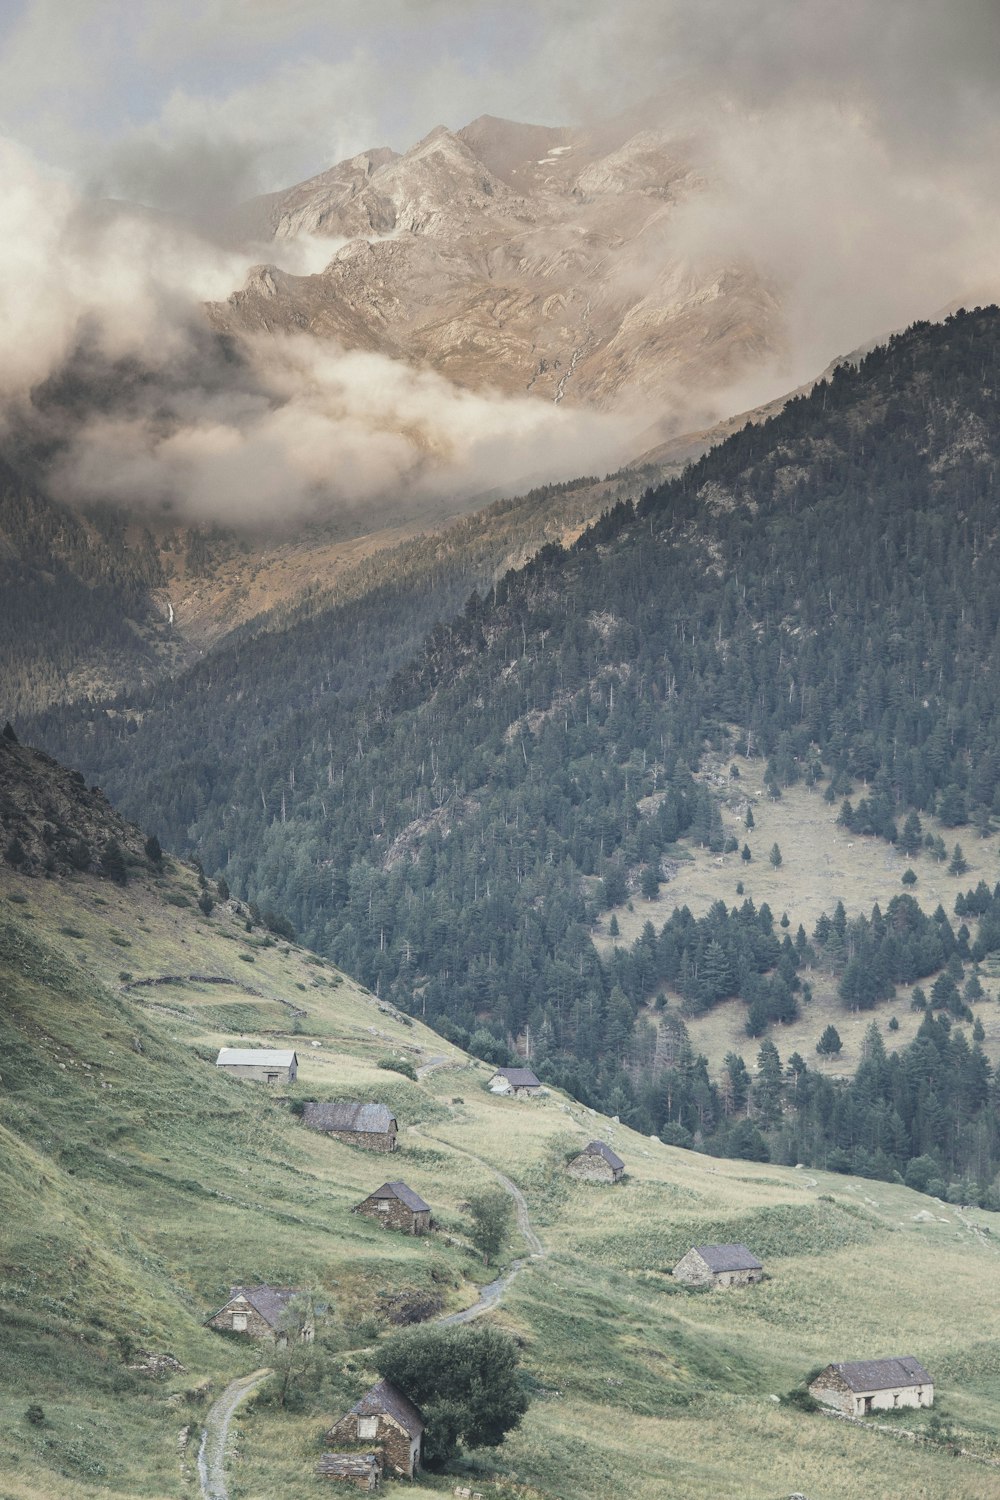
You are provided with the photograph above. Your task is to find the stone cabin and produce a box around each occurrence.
[672,1243,764,1288]
[326,1379,425,1479]
[354,1180,431,1234]
[566,1140,625,1183]
[809,1356,934,1416]
[207,1284,313,1342]
[303,1100,398,1151]
[315,1453,382,1491]
[488,1066,541,1096]
[216,1047,298,1085]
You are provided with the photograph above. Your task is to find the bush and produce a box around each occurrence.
[378,1057,418,1081]
[782,1386,820,1412]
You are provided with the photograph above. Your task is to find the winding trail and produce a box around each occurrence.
[416,1129,546,1321]
[198,1366,271,1500]
[197,1136,545,1493]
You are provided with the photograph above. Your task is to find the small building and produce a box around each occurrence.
[326,1379,424,1479]
[215,1047,298,1085]
[207,1284,313,1342]
[672,1243,764,1288]
[316,1453,382,1491]
[488,1066,541,1096]
[566,1140,625,1183]
[809,1357,934,1416]
[303,1100,398,1151]
[354,1180,431,1235]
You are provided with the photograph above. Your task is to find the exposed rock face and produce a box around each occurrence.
[212,115,783,426]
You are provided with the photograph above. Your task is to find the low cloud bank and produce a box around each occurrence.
[2,140,626,526]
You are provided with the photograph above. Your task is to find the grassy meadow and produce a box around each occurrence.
[597,754,1000,1075]
[1,851,1000,1499]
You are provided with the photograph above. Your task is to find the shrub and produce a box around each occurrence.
[782,1386,820,1412]
[378,1057,418,1081]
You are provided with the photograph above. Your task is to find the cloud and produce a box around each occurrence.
[45,334,626,525]
[5,1,1000,528]
[0,139,625,525]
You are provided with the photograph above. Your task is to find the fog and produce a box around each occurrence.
[1,1,999,524]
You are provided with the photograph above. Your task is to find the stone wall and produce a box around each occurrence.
[326,1129,397,1152]
[672,1251,762,1288]
[218,1062,296,1085]
[325,1416,419,1478]
[809,1370,933,1416]
[316,1452,382,1490]
[208,1299,276,1340]
[566,1152,618,1183]
[355,1197,429,1234]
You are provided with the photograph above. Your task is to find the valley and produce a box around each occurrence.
[1,768,999,1499]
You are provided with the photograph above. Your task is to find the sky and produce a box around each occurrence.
[2,0,999,523]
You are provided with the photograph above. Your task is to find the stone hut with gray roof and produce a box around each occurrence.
[216,1047,298,1085]
[303,1100,397,1151]
[325,1379,424,1479]
[353,1180,431,1235]
[488,1065,541,1096]
[809,1356,934,1416]
[672,1243,764,1288]
[566,1140,625,1183]
[207,1284,313,1342]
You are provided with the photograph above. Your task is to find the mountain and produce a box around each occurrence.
[25,307,1000,1185]
[212,114,782,426]
[1,738,999,1500]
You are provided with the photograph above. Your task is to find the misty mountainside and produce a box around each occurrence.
[0,457,174,716]
[213,113,782,427]
[2,737,1000,1500]
[27,306,1000,1192]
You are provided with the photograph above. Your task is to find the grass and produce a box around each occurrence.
[598,753,1000,1075]
[2,854,1000,1499]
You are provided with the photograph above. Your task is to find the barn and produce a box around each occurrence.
[303,1100,398,1151]
[488,1066,541,1096]
[325,1379,424,1479]
[809,1356,934,1416]
[566,1140,625,1183]
[353,1180,431,1234]
[672,1243,764,1288]
[206,1284,313,1342]
[215,1047,298,1084]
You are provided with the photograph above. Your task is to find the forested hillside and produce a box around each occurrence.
[0,459,169,714]
[25,308,1000,1192]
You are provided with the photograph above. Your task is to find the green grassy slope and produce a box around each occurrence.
[2,849,999,1500]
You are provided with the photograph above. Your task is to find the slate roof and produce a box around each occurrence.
[831,1356,932,1393]
[303,1100,396,1134]
[368,1180,431,1213]
[350,1378,424,1437]
[216,1047,297,1068]
[694,1243,763,1272]
[491,1066,541,1088]
[222,1284,299,1330]
[582,1140,625,1171]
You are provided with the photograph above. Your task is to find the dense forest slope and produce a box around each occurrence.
[24,308,1000,1187]
[2,742,1000,1500]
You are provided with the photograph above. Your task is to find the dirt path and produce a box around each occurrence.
[415,1054,448,1080]
[198,1367,271,1500]
[414,1130,546,1321]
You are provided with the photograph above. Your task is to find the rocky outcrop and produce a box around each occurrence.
[213,115,784,426]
